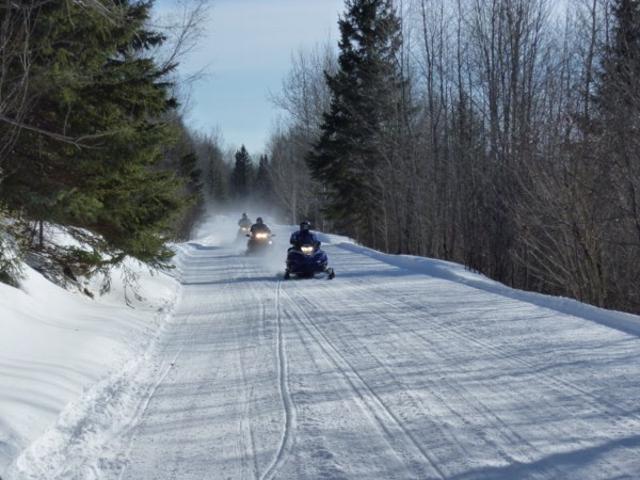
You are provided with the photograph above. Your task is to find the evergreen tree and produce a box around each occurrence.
[308,0,405,242]
[230,145,254,199]
[598,0,640,126]
[174,152,204,239]
[190,133,228,204]
[592,0,640,306]
[180,153,203,195]
[254,154,274,203]
[597,0,640,219]
[207,154,230,203]
[0,0,186,269]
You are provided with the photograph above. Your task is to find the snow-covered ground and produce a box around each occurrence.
[0,255,179,477]
[3,214,640,479]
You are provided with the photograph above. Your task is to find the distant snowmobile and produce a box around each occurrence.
[236,213,252,241]
[246,230,274,254]
[246,217,274,255]
[236,225,250,241]
[284,221,335,279]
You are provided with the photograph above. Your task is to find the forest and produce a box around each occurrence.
[1,0,639,315]
[266,0,640,314]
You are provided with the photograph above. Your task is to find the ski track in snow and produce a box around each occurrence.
[7,230,640,480]
[259,281,295,480]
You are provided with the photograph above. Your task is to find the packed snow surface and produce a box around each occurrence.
[3,214,640,479]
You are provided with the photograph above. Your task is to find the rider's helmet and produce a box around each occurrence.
[242,212,247,218]
[256,217,263,224]
[300,220,311,231]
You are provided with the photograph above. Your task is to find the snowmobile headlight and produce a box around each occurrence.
[301,245,314,255]
[255,232,268,239]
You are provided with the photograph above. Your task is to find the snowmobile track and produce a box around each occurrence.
[322,289,564,477]
[343,276,640,423]
[289,273,635,479]
[280,288,447,480]
[260,281,295,480]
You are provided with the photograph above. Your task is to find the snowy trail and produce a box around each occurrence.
[9,229,640,479]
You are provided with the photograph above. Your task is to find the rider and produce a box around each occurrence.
[250,217,271,236]
[289,220,320,250]
[238,213,251,229]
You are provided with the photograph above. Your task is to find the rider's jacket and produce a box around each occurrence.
[250,223,271,235]
[289,230,319,248]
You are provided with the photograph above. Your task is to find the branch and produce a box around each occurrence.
[0,114,126,149]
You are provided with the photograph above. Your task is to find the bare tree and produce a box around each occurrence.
[268,45,336,226]
[265,0,638,312]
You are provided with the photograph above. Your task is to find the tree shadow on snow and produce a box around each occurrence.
[181,275,280,286]
[185,242,222,251]
[450,434,640,480]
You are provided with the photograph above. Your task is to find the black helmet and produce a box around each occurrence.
[300,220,311,231]
[256,217,263,224]
[242,212,247,218]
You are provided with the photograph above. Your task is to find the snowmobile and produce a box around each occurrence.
[246,231,274,255]
[236,226,250,241]
[284,244,335,279]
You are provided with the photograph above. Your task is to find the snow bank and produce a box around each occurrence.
[0,258,179,476]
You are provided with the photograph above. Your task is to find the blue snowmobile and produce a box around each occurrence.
[284,221,335,280]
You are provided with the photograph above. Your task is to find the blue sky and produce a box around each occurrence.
[157,0,343,154]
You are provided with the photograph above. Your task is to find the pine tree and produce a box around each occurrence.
[230,145,254,199]
[596,0,640,238]
[180,153,203,194]
[308,0,405,242]
[598,0,640,121]
[209,161,229,203]
[254,154,273,203]
[593,0,640,306]
[173,152,204,239]
[196,138,224,203]
[0,0,186,269]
